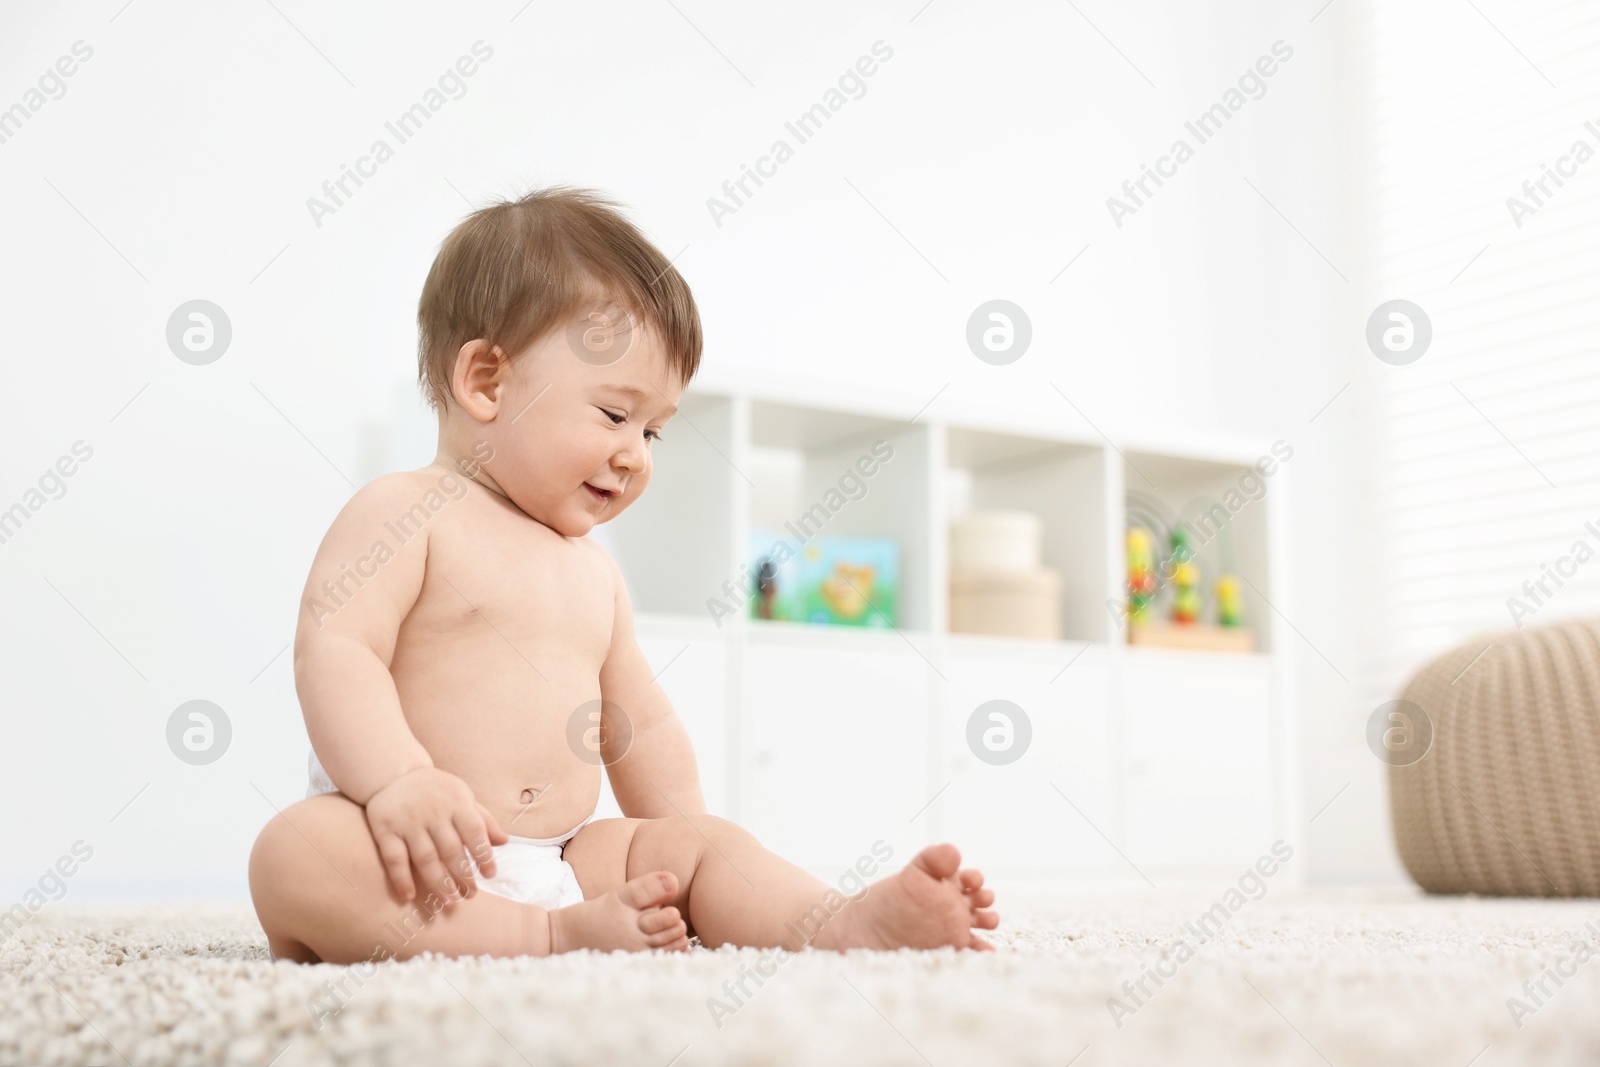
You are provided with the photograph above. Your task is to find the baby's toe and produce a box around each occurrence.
[973,908,999,929]
[649,928,690,950]
[618,870,679,911]
[913,843,962,882]
[967,886,995,909]
[967,934,996,952]
[639,905,682,933]
[958,869,985,890]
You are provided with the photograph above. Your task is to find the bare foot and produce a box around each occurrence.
[814,844,998,952]
[547,870,690,954]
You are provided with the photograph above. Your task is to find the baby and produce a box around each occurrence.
[248,187,998,963]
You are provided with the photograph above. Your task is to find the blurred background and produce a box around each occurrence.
[2,0,1596,899]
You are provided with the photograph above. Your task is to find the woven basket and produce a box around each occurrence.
[1388,617,1600,896]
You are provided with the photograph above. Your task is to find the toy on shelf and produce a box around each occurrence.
[747,530,897,627]
[1216,574,1244,627]
[1125,526,1158,623]
[1123,505,1256,653]
[754,558,778,620]
[1168,527,1201,624]
[819,559,876,621]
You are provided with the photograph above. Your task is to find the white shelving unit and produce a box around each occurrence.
[595,380,1302,888]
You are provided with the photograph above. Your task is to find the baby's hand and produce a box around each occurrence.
[364,767,509,905]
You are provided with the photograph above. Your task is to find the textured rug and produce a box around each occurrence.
[4,885,1600,1066]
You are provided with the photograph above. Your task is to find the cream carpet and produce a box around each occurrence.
[5,885,1600,1066]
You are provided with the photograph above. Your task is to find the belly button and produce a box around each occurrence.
[520,787,541,804]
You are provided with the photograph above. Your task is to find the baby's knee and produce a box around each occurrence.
[254,792,351,852]
[662,812,747,846]
[248,809,297,891]
[249,816,304,946]
[250,794,387,961]
[249,794,367,903]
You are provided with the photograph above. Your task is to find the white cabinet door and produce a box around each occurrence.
[741,634,932,870]
[937,643,1113,873]
[1121,649,1275,869]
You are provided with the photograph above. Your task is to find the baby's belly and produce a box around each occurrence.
[390,630,606,838]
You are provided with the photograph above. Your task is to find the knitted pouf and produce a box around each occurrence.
[1387,617,1600,896]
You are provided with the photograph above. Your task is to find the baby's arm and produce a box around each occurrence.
[592,544,707,818]
[294,472,505,902]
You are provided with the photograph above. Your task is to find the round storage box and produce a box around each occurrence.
[950,566,1061,640]
[950,511,1042,571]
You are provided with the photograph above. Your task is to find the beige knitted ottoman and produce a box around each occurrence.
[1386,617,1600,896]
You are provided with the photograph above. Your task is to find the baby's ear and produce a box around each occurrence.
[451,339,507,422]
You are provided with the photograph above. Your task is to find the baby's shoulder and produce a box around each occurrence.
[569,531,618,572]
[569,534,625,593]
[326,467,465,534]
[360,467,449,501]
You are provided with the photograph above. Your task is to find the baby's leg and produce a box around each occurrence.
[249,793,687,963]
[563,815,998,953]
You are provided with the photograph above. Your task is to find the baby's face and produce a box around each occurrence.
[480,307,682,537]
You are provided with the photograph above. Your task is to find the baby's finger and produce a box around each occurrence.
[454,810,498,879]
[431,823,475,899]
[375,833,415,902]
[405,830,457,908]
[477,802,509,845]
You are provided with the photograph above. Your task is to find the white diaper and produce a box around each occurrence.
[306,749,592,911]
[474,821,592,909]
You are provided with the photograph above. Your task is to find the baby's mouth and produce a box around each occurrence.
[584,482,616,503]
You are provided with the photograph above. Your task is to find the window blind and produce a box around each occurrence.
[1362,0,1600,686]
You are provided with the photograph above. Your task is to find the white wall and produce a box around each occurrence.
[0,0,1393,899]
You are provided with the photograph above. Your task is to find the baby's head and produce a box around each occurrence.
[417,187,701,537]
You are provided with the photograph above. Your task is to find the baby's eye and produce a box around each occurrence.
[602,407,660,442]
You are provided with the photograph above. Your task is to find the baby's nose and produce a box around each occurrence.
[613,442,648,473]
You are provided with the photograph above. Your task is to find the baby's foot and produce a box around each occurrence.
[547,870,690,954]
[815,844,998,952]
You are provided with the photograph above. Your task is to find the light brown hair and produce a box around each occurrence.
[416,186,702,411]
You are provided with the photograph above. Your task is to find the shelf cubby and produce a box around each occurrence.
[943,427,1115,644]
[1121,448,1280,653]
[741,398,938,632]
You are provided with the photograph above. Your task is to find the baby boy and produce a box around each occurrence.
[248,187,999,962]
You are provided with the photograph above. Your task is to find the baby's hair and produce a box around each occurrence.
[416,185,702,411]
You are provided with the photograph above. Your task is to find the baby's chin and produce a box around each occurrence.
[538,509,600,538]
[560,513,603,536]
[494,488,597,538]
